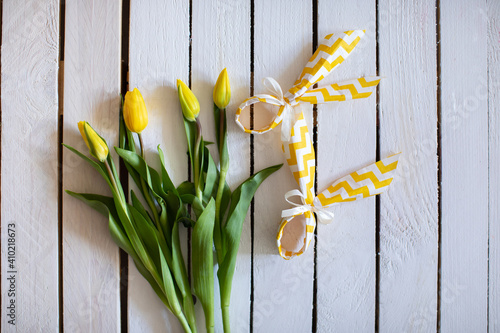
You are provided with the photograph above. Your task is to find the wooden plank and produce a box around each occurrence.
[378,1,438,331]
[252,1,314,331]
[1,0,59,331]
[61,0,121,331]
[128,0,189,331]
[488,1,500,330]
[191,0,251,331]
[315,1,377,331]
[440,0,488,331]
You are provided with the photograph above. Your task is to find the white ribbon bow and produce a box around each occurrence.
[281,189,335,225]
[261,77,299,142]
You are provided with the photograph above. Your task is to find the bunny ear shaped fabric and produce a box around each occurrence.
[234,29,400,259]
[315,153,400,206]
[235,30,380,142]
[277,153,401,260]
[298,77,381,104]
[286,30,366,103]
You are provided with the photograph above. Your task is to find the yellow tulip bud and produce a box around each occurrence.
[213,68,231,109]
[123,88,148,133]
[177,79,200,122]
[78,121,109,162]
[78,121,90,150]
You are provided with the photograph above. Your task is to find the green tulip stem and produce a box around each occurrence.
[222,305,230,333]
[193,119,203,202]
[138,132,145,157]
[216,108,230,331]
[104,159,120,199]
[214,107,228,264]
[103,159,133,222]
[177,313,193,333]
[138,133,161,229]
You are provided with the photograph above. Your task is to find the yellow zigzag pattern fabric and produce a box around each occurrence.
[316,153,400,206]
[277,153,401,260]
[299,77,381,104]
[282,112,315,204]
[234,29,400,259]
[277,114,317,259]
[287,30,366,104]
[235,30,380,136]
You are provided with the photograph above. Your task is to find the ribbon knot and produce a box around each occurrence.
[235,30,382,146]
[281,189,335,225]
[261,77,300,142]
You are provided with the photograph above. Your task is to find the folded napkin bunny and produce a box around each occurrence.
[235,30,400,259]
[277,113,400,258]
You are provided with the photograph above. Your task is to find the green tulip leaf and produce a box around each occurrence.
[63,144,112,190]
[158,145,179,196]
[202,147,218,203]
[159,247,182,315]
[65,191,117,218]
[180,194,204,218]
[213,105,229,174]
[114,147,167,200]
[171,221,196,329]
[130,190,155,227]
[132,257,171,311]
[119,98,137,153]
[192,198,215,332]
[177,181,195,196]
[111,194,156,276]
[128,204,163,269]
[119,97,127,150]
[183,117,197,169]
[65,190,169,313]
[217,163,282,309]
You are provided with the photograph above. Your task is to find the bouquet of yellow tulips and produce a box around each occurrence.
[64,69,282,333]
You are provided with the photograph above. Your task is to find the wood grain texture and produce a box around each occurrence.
[1,0,60,331]
[1,1,498,331]
[378,1,438,331]
[252,1,314,331]
[62,0,121,331]
[191,0,251,331]
[128,0,189,331]
[440,0,489,331]
[488,1,500,330]
[316,1,377,331]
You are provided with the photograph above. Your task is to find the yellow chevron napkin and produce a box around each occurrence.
[276,113,400,259]
[235,30,400,259]
[235,30,380,142]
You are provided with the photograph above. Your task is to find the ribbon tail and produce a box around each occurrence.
[281,118,292,142]
[280,104,295,142]
[263,77,284,100]
[315,209,335,225]
[281,206,309,219]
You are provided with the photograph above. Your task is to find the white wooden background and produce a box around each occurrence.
[0,0,498,332]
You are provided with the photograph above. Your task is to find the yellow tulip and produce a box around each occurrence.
[78,121,90,149]
[177,79,200,122]
[213,68,231,109]
[123,88,148,133]
[78,121,109,162]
